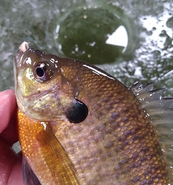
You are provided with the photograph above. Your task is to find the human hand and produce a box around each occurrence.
[0,90,23,185]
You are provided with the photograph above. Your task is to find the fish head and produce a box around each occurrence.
[14,41,87,122]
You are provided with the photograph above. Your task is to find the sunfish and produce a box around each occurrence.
[14,41,173,185]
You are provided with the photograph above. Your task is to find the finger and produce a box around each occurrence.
[0,89,17,133]
[0,89,18,145]
[0,111,18,146]
[0,139,23,185]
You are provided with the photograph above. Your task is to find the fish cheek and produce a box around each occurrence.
[20,68,38,96]
[65,99,88,123]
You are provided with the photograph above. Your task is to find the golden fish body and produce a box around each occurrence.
[14,41,173,184]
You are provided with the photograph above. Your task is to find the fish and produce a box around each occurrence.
[14,40,173,185]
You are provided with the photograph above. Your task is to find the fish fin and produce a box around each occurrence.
[37,126,80,185]
[22,155,41,185]
[131,82,173,168]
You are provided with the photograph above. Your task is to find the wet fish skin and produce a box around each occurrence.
[18,109,79,185]
[14,41,173,184]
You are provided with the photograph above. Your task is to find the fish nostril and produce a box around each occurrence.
[34,49,45,56]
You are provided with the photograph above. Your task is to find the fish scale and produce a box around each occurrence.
[14,41,173,184]
[46,67,170,184]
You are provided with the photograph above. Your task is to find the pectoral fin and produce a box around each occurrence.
[36,126,80,185]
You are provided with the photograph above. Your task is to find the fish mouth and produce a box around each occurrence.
[19,41,29,53]
[15,41,29,67]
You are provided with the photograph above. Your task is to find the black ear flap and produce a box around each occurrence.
[66,99,88,123]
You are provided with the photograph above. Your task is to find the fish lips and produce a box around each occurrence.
[14,41,29,67]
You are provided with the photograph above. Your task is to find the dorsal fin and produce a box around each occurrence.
[131,82,173,170]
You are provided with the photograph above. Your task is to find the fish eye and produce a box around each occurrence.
[66,99,88,123]
[35,63,47,81]
[34,61,54,82]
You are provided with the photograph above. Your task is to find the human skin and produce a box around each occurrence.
[0,90,23,185]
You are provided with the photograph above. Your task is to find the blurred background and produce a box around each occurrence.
[0,0,173,96]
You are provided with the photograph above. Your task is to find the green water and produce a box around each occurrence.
[0,0,173,96]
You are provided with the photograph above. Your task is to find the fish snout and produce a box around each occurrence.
[14,41,29,67]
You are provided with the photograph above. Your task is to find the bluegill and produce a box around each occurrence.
[14,41,173,185]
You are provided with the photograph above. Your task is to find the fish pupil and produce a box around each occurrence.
[36,67,44,77]
[66,99,88,123]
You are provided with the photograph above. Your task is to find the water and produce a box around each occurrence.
[0,0,173,96]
